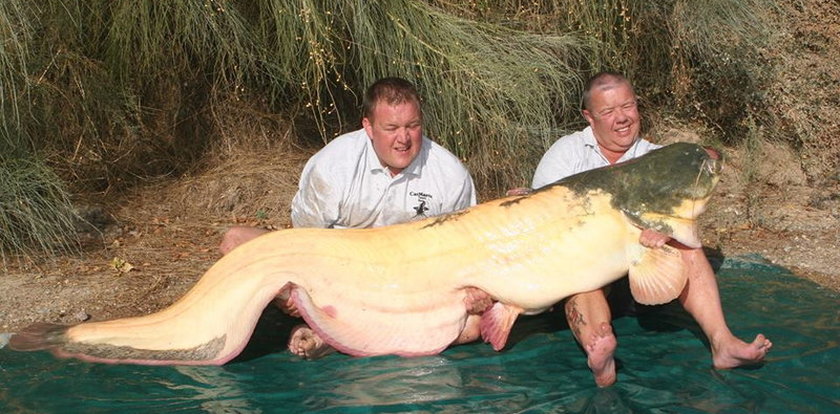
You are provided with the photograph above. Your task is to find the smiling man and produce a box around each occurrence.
[218,77,479,358]
[530,71,771,387]
[220,77,475,249]
[531,72,658,185]
[290,77,476,229]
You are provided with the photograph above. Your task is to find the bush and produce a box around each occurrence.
[1,0,829,260]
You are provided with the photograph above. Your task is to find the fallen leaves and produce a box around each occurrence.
[110,257,136,274]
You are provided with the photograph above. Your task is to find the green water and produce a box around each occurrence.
[2,256,838,413]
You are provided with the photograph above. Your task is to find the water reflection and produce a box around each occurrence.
[578,387,633,414]
[306,356,465,409]
[174,366,261,414]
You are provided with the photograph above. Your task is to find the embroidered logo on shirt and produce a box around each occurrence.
[410,191,432,218]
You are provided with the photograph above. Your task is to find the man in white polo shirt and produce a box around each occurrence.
[219,77,475,251]
[219,77,484,358]
[290,86,475,229]
[527,71,771,387]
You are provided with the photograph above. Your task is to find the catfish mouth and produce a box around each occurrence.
[701,146,723,180]
[669,193,713,221]
[683,149,723,209]
[689,170,718,201]
[615,143,724,242]
[703,146,722,163]
[667,156,722,221]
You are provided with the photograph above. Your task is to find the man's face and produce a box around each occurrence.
[362,100,423,176]
[582,82,640,159]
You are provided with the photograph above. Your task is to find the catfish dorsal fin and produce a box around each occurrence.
[627,244,687,305]
[479,303,523,351]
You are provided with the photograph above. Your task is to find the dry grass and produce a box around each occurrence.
[1,0,837,262]
[165,144,312,225]
[112,94,314,228]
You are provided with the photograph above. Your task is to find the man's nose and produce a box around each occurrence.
[614,108,630,122]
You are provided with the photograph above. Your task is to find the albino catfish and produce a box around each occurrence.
[10,142,722,365]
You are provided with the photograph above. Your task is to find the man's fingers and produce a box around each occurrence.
[277,296,300,317]
[505,187,532,196]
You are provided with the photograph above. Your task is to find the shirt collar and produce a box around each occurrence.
[582,126,643,164]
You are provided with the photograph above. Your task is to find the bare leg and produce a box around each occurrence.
[219,226,270,255]
[454,315,482,344]
[565,290,617,387]
[288,325,335,360]
[453,287,493,345]
[586,322,618,386]
[677,248,772,368]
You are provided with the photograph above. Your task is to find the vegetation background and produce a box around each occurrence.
[0,0,837,331]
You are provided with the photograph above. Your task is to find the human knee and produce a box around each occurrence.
[219,226,260,255]
[457,316,482,344]
[564,289,609,312]
[218,229,238,255]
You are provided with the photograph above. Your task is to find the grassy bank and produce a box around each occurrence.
[0,0,835,259]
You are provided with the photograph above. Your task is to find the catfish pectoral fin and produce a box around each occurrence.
[9,322,69,352]
[627,244,687,305]
[480,303,523,351]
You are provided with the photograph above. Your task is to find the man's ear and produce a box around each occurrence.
[581,109,594,126]
[362,117,373,137]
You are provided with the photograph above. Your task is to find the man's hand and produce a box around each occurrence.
[639,228,670,248]
[506,187,532,196]
[273,294,301,317]
[464,287,493,314]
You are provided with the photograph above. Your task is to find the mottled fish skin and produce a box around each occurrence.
[557,143,720,246]
[554,143,720,227]
[9,143,720,365]
[59,336,226,365]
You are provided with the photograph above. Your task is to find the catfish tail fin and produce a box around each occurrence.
[9,322,71,351]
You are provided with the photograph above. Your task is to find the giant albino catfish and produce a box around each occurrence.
[10,142,722,365]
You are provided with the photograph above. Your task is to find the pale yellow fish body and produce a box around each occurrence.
[10,142,721,365]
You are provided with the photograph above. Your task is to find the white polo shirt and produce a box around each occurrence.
[531,126,661,188]
[291,128,476,229]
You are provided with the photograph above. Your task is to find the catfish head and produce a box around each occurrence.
[560,142,722,248]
